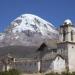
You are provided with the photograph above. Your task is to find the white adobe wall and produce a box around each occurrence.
[68,44,75,72]
[59,26,75,43]
[53,56,65,72]
[41,60,53,72]
[65,26,75,42]
[72,27,75,42]
[13,61,39,73]
[37,61,41,72]
[11,60,53,73]
[66,26,72,42]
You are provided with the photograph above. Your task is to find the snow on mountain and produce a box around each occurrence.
[7,14,58,37]
[0,33,5,41]
[0,14,59,46]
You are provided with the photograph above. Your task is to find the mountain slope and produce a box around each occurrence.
[0,14,59,47]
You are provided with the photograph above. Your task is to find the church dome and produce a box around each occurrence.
[64,19,72,25]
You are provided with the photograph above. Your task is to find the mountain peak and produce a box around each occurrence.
[14,13,54,27]
[7,13,57,35]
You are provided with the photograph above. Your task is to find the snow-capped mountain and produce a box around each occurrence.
[0,14,59,47]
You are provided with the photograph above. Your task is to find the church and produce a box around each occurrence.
[0,19,75,73]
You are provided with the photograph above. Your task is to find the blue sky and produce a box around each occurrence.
[0,0,75,32]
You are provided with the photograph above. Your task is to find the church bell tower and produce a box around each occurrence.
[59,19,75,42]
[58,19,75,72]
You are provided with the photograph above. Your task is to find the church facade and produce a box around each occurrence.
[0,19,75,73]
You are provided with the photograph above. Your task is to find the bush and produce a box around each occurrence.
[61,71,71,75]
[45,71,72,75]
[71,72,75,75]
[8,69,20,75]
[46,72,60,75]
[0,69,20,75]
